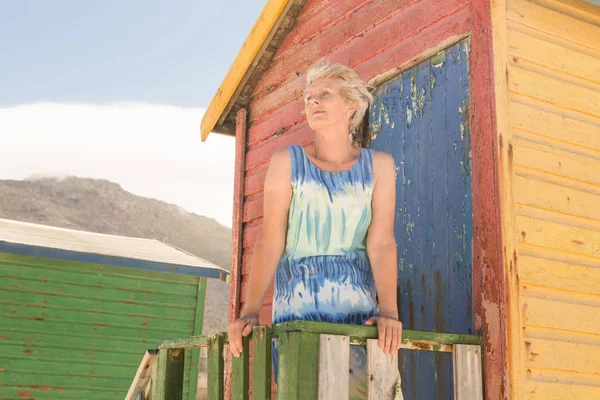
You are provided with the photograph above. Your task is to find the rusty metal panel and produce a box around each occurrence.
[369,39,473,399]
[0,253,204,400]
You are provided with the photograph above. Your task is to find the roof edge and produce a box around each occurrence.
[201,0,293,142]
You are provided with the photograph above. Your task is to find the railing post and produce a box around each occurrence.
[150,348,185,400]
[318,334,350,400]
[278,331,319,400]
[231,335,250,400]
[366,340,400,400]
[252,326,272,400]
[208,334,225,400]
[453,344,483,400]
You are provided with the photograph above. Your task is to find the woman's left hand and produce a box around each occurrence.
[364,315,403,355]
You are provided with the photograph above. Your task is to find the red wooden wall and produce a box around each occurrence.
[230,0,507,398]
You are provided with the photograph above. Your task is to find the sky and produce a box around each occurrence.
[0,0,268,227]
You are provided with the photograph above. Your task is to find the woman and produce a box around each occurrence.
[228,63,403,399]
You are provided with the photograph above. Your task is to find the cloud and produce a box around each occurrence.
[0,102,235,227]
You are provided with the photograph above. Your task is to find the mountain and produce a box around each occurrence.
[0,176,232,335]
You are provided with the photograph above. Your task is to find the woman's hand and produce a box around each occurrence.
[227,314,259,358]
[364,315,403,355]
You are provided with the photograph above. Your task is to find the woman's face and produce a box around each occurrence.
[304,78,356,132]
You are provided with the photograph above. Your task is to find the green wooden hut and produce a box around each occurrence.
[0,218,229,400]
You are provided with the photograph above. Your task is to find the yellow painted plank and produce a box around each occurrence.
[523,338,600,375]
[518,254,600,295]
[507,0,600,52]
[520,294,600,335]
[507,28,600,84]
[510,101,600,151]
[509,66,600,118]
[517,215,600,258]
[513,175,600,220]
[200,0,291,141]
[525,381,600,400]
[513,142,600,186]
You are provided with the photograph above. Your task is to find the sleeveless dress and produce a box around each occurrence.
[272,144,402,399]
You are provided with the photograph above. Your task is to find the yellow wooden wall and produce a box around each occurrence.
[490,0,600,398]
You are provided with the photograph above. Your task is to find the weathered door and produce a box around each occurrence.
[369,39,473,399]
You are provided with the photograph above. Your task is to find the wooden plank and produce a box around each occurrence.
[523,338,600,374]
[188,277,207,400]
[518,254,600,295]
[510,101,600,152]
[230,108,248,325]
[513,175,600,221]
[507,0,600,53]
[509,66,600,118]
[516,215,600,258]
[150,348,186,400]
[452,345,483,400]
[277,331,318,400]
[252,326,272,400]
[521,291,600,335]
[366,339,400,400]
[318,335,349,400]
[208,334,225,400]
[507,29,600,84]
[125,350,157,400]
[231,335,249,400]
[524,381,600,400]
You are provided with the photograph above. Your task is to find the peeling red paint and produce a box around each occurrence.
[21,349,32,355]
[56,388,64,393]
[0,336,8,340]
[17,391,33,397]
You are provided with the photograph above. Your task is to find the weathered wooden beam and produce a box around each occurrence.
[367,340,400,400]
[252,325,272,400]
[125,350,158,400]
[160,335,208,349]
[318,335,349,400]
[208,334,225,400]
[231,334,250,400]
[453,345,483,400]
[150,348,186,400]
[278,331,319,400]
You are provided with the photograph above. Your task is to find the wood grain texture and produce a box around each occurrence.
[318,335,350,400]
[208,334,225,400]
[231,335,250,400]
[452,345,483,400]
[367,339,400,400]
[150,349,186,400]
[126,350,157,400]
[277,332,319,399]
[251,326,272,400]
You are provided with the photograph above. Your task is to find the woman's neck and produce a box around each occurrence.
[312,127,358,165]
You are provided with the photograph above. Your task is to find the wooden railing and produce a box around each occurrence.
[125,321,483,400]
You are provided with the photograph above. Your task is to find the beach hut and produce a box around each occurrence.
[0,218,229,400]
[201,0,600,398]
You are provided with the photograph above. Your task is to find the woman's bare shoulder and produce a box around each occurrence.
[371,150,395,171]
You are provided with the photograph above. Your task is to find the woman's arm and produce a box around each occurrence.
[228,147,292,357]
[366,151,402,354]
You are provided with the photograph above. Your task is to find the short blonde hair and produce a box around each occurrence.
[305,63,374,136]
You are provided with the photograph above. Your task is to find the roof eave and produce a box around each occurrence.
[200,0,306,141]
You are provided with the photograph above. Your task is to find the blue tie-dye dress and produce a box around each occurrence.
[272,144,381,399]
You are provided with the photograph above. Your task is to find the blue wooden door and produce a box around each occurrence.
[369,39,473,399]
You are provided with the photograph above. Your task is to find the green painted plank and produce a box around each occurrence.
[273,321,481,347]
[231,334,249,400]
[150,348,186,400]
[0,304,195,332]
[160,335,208,349]
[0,291,195,321]
[187,277,207,400]
[0,371,132,389]
[207,334,224,400]
[0,386,123,400]
[277,331,318,400]
[1,275,195,308]
[0,330,159,352]
[1,358,135,377]
[0,343,141,366]
[0,257,198,294]
[1,316,190,343]
[251,325,272,400]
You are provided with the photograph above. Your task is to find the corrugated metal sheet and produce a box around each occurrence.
[0,218,228,282]
[0,252,204,400]
[369,40,473,399]
[493,0,600,397]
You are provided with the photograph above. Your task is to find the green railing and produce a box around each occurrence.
[125,321,483,400]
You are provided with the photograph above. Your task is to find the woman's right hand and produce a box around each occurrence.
[227,314,259,357]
